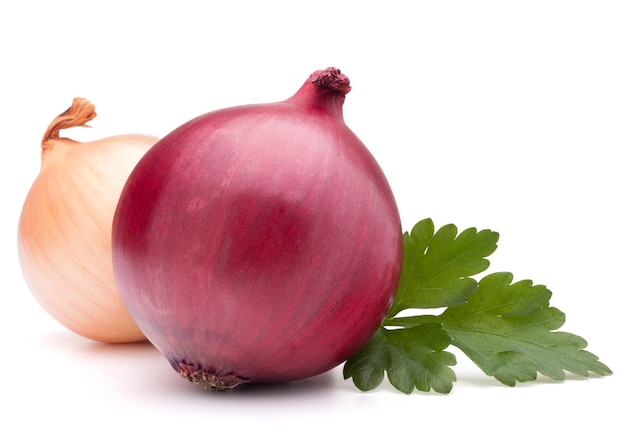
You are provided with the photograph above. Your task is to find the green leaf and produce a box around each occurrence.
[345,218,612,395]
[343,323,457,394]
[440,272,613,385]
[388,218,499,316]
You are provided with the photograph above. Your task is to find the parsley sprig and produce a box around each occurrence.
[343,218,612,394]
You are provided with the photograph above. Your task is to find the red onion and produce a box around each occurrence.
[112,68,403,389]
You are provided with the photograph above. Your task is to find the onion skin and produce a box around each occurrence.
[112,68,403,388]
[18,98,156,343]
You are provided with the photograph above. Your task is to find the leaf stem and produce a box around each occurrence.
[383,315,441,328]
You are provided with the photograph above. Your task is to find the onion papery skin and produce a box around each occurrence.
[112,68,403,388]
[18,98,156,343]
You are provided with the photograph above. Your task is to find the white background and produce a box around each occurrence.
[1,1,623,432]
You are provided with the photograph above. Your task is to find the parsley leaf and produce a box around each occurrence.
[388,218,499,316]
[343,323,457,394]
[439,272,613,385]
[343,219,612,394]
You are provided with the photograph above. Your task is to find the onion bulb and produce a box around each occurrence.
[112,68,403,388]
[18,98,157,343]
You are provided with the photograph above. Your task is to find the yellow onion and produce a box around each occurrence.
[18,98,157,343]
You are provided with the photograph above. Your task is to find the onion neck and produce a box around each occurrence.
[41,97,96,155]
[287,67,351,119]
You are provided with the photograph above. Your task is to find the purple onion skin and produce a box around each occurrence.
[112,68,403,390]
